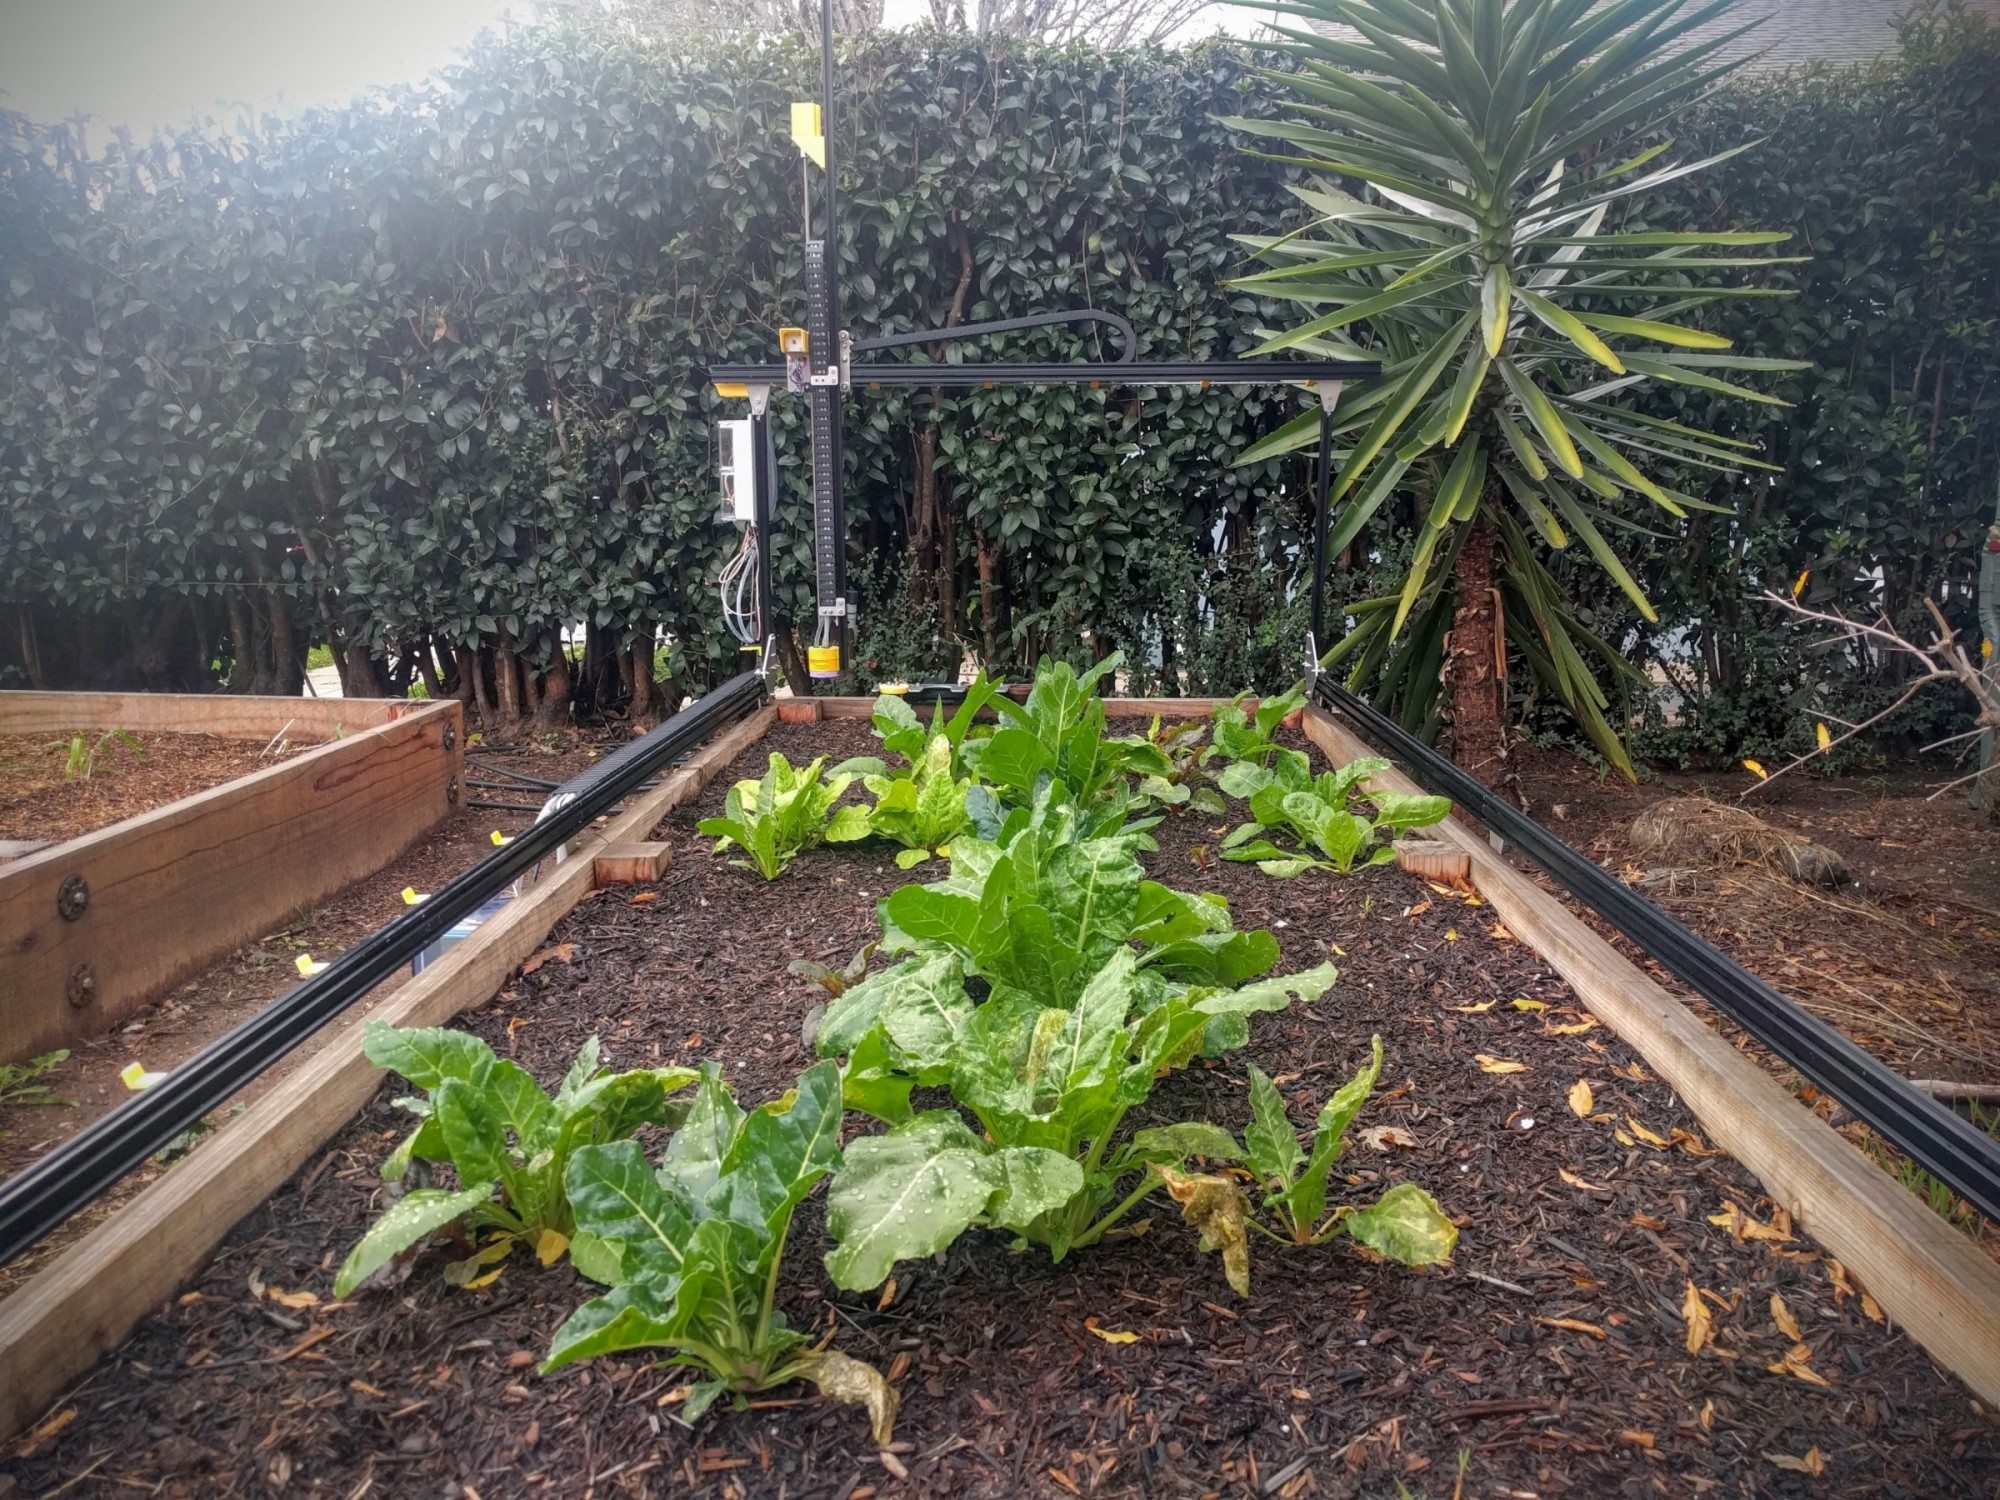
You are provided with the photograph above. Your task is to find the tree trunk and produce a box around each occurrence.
[415,637,446,701]
[468,645,496,723]
[1445,514,1507,784]
[774,627,812,697]
[975,522,1000,667]
[226,591,256,693]
[494,630,524,722]
[267,587,302,697]
[536,632,572,730]
[629,626,655,723]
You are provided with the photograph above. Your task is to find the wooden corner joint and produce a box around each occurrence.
[777,698,823,724]
[1393,838,1472,883]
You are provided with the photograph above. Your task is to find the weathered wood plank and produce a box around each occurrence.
[0,690,420,739]
[593,842,673,886]
[0,703,775,1443]
[1302,704,2000,1405]
[0,700,462,1064]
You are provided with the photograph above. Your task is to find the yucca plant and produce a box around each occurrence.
[1228,0,1806,775]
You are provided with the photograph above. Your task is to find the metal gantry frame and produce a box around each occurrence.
[710,0,1379,683]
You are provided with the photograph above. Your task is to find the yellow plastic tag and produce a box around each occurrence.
[401,887,428,905]
[121,1061,167,1091]
[490,830,514,847]
[790,103,825,169]
[295,954,329,978]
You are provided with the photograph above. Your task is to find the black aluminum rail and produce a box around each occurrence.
[1311,675,2000,1226]
[0,671,767,1268]
[708,358,1379,388]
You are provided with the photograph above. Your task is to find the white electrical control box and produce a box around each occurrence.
[716,418,756,524]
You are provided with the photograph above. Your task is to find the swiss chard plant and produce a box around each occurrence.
[1121,714,1226,816]
[334,1026,696,1297]
[697,753,870,879]
[969,652,1175,828]
[850,675,1006,779]
[1208,687,1305,797]
[837,735,973,869]
[1221,751,1450,876]
[812,794,1334,1293]
[542,1061,897,1444]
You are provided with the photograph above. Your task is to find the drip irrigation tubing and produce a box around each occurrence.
[0,671,767,1269]
[1311,675,2000,1226]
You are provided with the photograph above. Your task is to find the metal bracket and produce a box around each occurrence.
[1302,629,1321,693]
[747,383,772,417]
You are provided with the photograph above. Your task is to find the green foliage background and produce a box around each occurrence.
[1,10,1995,758]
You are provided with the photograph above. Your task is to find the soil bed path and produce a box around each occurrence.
[4,722,1994,1499]
[0,729,311,845]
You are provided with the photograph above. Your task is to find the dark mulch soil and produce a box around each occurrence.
[0,729,310,845]
[5,721,1996,1499]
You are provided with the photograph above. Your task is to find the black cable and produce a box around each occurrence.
[0,672,767,1268]
[1311,676,2000,1226]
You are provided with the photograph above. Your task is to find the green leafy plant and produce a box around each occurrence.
[542,1061,896,1444]
[334,1025,697,1296]
[972,652,1175,827]
[1207,687,1305,789]
[788,943,876,997]
[1227,0,1808,772]
[1238,1038,1455,1256]
[0,1049,71,1109]
[837,736,974,869]
[1221,750,1450,875]
[697,753,870,880]
[855,677,1006,778]
[1120,714,1226,815]
[813,794,1334,1292]
[61,728,141,782]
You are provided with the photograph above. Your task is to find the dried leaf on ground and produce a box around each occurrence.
[1449,1000,1497,1013]
[1084,1318,1140,1345]
[1476,1055,1528,1074]
[1536,1317,1607,1340]
[520,942,575,975]
[1766,1448,1826,1476]
[1546,1018,1598,1036]
[1627,1116,1671,1148]
[1567,1080,1594,1118]
[1769,1342,1831,1387]
[1708,1200,1794,1243]
[1509,998,1547,1012]
[1358,1125,1417,1151]
[1559,1167,1610,1192]
[1770,1293,1802,1342]
[1683,1281,1715,1355]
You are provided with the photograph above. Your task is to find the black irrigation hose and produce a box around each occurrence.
[0,671,767,1269]
[1311,675,2000,1226]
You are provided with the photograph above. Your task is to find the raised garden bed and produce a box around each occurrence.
[0,691,462,1065]
[3,705,1993,1498]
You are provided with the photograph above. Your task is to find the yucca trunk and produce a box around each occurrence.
[1447,514,1506,783]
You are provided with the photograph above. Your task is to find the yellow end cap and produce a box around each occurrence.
[713,381,750,399]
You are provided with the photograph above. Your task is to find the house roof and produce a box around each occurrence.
[1307,0,2000,72]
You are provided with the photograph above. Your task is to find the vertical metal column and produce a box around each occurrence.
[748,393,776,649]
[804,0,847,678]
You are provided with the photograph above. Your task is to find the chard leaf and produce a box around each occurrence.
[1142,929,1280,986]
[364,1022,494,1092]
[554,1036,603,1108]
[1282,1034,1383,1232]
[1243,1065,1304,1188]
[983,1146,1087,1231]
[434,1075,509,1187]
[381,1115,444,1182]
[793,1349,900,1448]
[825,804,873,843]
[881,886,980,949]
[1216,759,1274,799]
[839,1029,917,1124]
[823,1112,1000,1291]
[333,1181,495,1297]
[658,1065,745,1205]
[1367,791,1453,832]
[1128,1122,1243,1164]
[1156,1165,1253,1297]
[711,1061,843,1235]
[565,1138,697,1282]
[1344,1182,1458,1264]
[568,1229,625,1286]
[978,726,1051,793]
[542,1276,686,1373]
[1256,858,1323,878]
[1129,882,1232,945]
[680,1377,731,1424]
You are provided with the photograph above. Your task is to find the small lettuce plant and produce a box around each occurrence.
[1221,752,1450,875]
[542,1061,896,1445]
[334,1026,695,1296]
[698,752,870,879]
[1207,687,1305,792]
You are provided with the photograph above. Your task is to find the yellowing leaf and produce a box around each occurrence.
[1559,1167,1609,1192]
[1155,1166,1251,1297]
[464,1265,506,1290]
[535,1228,570,1267]
[267,1287,319,1310]
[1536,1316,1607,1340]
[1861,1291,1884,1324]
[1443,928,1459,942]
[1708,1200,1795,1244]
[1449,1000,1496,1013]
[1791,569,1810,600]
[1627,1116,1670,1149]
[1509,998,1548,1012]
[1682,1280,1714,1355]
[520,942,575,976]
[1546,1019,1598,1037]
[1770,1292,1801,1342]
[1567,1080,1594,1118]
[1476,1055,1528,1074]
[1084,1323,1138,1348]
[1743,758,1769,780]
[1489,922,1515,941]
[1826,1258,1857,1306]
[1767,1448,1826,1476]
[1768,1342,1830,1387]
[1358,1125,1417,1151]
[1815,722,1832,753]
[1670,1128,1722,1157]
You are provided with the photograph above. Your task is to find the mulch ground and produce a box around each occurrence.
[6,719,1995,1500]
[0,729,308,845]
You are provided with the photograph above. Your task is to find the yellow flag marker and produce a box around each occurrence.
[790,102,826,169]
[401,887,429,905]
[295,954,329,978]
[1791,569,1809,599]
[121,1062,168,1091]
[490,830,514,847]
[1742,758,1769,780]
[1814,722,1832,752]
